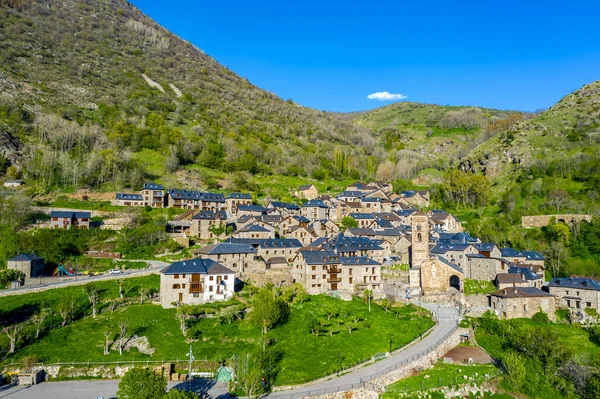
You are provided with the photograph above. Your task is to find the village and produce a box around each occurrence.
[7,180,596,323]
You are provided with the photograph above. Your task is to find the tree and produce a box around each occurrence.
[117,368,167,399]
[305,313,319,336]
[58,297,73,327]
[103,331,112,355]
[176,304,191,334]
[548,189,569,212]
[248,288,288,334]
[118,279,124,300]
[532,311,550,324]
[545,241,568,277]
[341,217,358,230]
[233,354,261,399]
[118,322,128,356]
[501,350,526,389]
[30,308,51,339]
[139,287,147,304]
[85,285,99,318]
[163,390,198,398]
[3,323,24,353]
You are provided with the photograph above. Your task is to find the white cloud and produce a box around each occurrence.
[367,91,408,101]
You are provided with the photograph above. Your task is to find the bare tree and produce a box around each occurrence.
[58,298,72,327]
[30,308,51,339]
[233,354,261,399]
[548,189,569,212]
[176,305,190,334]
[117,279,124,300]
[85,286,99,318]
[139,287,147,305]
[3,324,24,353]
[103,331,113,355]
[118,322,128,356]
[546,241,568,277]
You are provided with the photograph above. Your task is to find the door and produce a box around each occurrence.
[178,293,183,302]
[331,283,338,291]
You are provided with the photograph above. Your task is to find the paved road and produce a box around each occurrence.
[0,303,458,399]
[0,379,230,399]
[267,302,459,398]
[0,261,168,297]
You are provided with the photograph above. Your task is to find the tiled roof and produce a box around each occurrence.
[431,244,473,254]
[268,201,300,210]
[226,192,252,200]
[298,184,315,190]
[495,273,525,283]
[302,199,328,208]
[238,224,270,233]
[508,266,542,281]
[50,211,91,219]
[160,258,233,275]
[168,189,225,202]
[238,204,266,213]
[143,182,164,190]
[192,210,227,220]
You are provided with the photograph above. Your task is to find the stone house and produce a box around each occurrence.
[474,243,502,258]
[255,239,303,262]
[159,259,235,308]
[192,242,259,275]
[301,199,329,221]
[489,287,556,321]
[508,266,543,289]
[395,209,416,225]
[141,182,165,208]
[50,211,91,230]
[287,225,318,247]
[234,223,275,239]
[400,190,430,208]
[7,254,45,278]
[167,190,226,211]
[236,204,266,218]
[360,198,382,213]
[430,244,479,270]
[350,213,376,228]
[295,184,319,200]
[266,201,300,217]
[428,210,462,232]
[500,248,545,272]
[280,216,305,234]
[465,254,511,281]
[546,277,600,312]
[417,256,465,295]
[294,250,381,295]
[309,219,339,237]
[225,193,252,215]
[189,210,228,240]
[113,193,144,207]
[495,273,533,290]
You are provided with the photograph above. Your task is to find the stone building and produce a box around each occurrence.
[301,200,329,221]
[410,211,429,267]
[465,255,510,281]
[50,211,91,230]
[418,256,464,295]
[7,254,45,278]
[225,193,252,215]
[167,190,225,211]
[233,223,275,239]
[295,184,319,200]
[489,287,555,321]
[495,273,532,290]
[189,210,228,240]
[159,258,235,308]
[141,182,165,208]
[113,193,144,207]
[192,242,259,275]
[547,277,600,312]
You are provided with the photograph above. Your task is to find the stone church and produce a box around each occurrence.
[409,212,464,295]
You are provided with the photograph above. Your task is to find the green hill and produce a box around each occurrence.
[0,0,377,192]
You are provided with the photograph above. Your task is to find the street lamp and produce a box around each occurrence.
[337,352,341,376]
[75,257,78,282]
[389,334,393,353]
[368,283,372,312]
[186,344,195,389]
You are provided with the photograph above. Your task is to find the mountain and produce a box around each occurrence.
[0,0,376,191]
[462,80,600,178]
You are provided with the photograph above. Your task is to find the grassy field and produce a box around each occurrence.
[0,279,433,386]
[385,392,515,399]
[383,362,500,396]
[463,279,497,296]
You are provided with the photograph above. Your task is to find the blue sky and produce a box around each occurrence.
[130,0,600,112]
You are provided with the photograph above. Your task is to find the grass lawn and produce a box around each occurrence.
[463,279,497,296]
[383,362,500,396]
[385,392,515,399]
[0,282,433,386]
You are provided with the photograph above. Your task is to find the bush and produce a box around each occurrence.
[532,311,550,324]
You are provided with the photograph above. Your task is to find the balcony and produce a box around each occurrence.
[327,277,341,283]
[189,283,203,293]
[328,267,341,274]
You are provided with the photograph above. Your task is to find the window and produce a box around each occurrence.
[193,293,199,298]
[312,275,316,280]
[323,274,326,279]
[349,277,353,284]
[417,233,422,242]
[182,284,186,289]
[323,266,327,271]
[587,302,592,307]
[224,275,228,280]
[174,274,179,279]
[172,284,181,289]
[311,266,316,271]
[209,276,214,281]
[182,274,186,278]
[209,286,213,292]
[349,269,352,276]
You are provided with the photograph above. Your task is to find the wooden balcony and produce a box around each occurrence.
[189,283,204,293]
[327,277,341,283]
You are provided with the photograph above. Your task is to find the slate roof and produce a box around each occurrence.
[193,243,256,255]
[227,238,302,248]
[395,210,416,217]
[436,256,464,274]
[496,273,526,284]
[160,258,233,275]
[501,248,545,261]
[298,184,315,190]
[302,250,380,266]
[192,210,227,220]
[238,224,270,233]
[431,244,473,254]
[474,243,498,252]
[347,228,377,236]
[361,197,381,203]
[116,193,143,200]
[8,254,43,262]
[261,215,282,223]
[350,213,375,219]
[50,211,91,219]
[226,192,252,200]
[337,191,363,198]
[238,204,266,213]
[547,277,600,291]
[268,201,300,210]
[490,287,553,298]
[302,199,328,208]
[320,233,383,252]
[143,182,164,190]
[375,219,394,228]
[293,215,311,223]
[438,232,479,245]
[508,266,542,281]
[168,190,225,202]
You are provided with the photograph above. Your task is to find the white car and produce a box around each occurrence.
[108,269,123,275]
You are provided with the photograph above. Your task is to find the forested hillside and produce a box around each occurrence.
[0,0,380,192]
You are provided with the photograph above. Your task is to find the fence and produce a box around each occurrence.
[388,367,503,393]
[266,321,459,399]
[6,358,214,371]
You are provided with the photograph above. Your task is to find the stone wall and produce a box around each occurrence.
[522,214,592,228]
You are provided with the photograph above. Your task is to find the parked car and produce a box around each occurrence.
[108,269,122,275]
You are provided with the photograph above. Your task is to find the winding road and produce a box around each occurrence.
[0,303,459,399]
